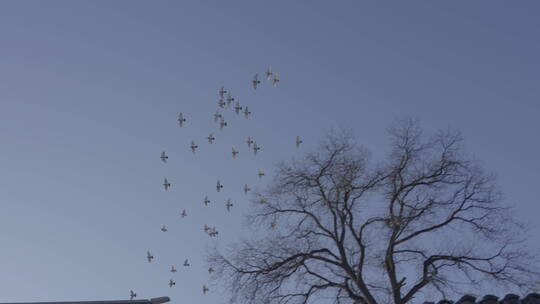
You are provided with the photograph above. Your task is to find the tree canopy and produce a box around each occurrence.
[208,119,540,304]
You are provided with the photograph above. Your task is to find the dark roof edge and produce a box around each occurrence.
[0,297,170,304]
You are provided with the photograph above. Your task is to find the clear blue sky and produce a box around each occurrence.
[1,1,539,303]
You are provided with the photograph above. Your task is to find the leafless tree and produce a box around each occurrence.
[207,119,540,304]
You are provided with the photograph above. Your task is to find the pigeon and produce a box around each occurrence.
[218,98,226,108]
[160,151,168,163]
[226,93,234,107]
[177,113,186,127]
[219,86,227,98]
[266,66,273,80]
[216,180,223,192]
[225,199,233,211]
[243,106,251,119]
[219,117,227,130]
[272,72,280,87]
[253,142,261,155]
[296,136,303,148]
[234,100,243,115]
[163,178,171,191]
[190,140,198,153]
[252,74,261,89]
[208,227,218,237]
[214,110,222,122]
[207,133,215,144]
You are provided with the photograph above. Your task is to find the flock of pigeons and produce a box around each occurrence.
[130,66,303,300]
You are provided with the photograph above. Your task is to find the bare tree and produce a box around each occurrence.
[207,119,539,304]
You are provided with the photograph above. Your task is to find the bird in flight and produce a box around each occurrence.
[258,169,265,178]
[183,259,190,267]
[207,133,215,144]
[266,66,273,80]
[217,98,226,108]
[190,140,198,153]
[219,117,227,130]
[252,74,261,89]
[163,178,171,191]
[170,265,177,273]
[296,136,303,148]
[203,285,209,294]
[226,93,234,107]
[169,279,176,288]
[180,209,187,218]
[130,290,137,300]
[234,100,243,115]
[204,225,218,237]
[177,113,186,127]
[214,110,222,122]
[246,136,254,148]
[244,184,251,194]
[272,72,280,87]
[208,267,215,274]
[216,180,223,192]
[208,227,218,237]
[243,106,251,119]
[225,199,233,211]
[161,224,168,232]
[253,142,261,155]
[204,196,210,206]
[219,86,227,99]
[160,151,168,163]
[146,251,154,263]
[232,147,239,159]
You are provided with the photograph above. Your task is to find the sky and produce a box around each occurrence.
[1,1,540,304]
